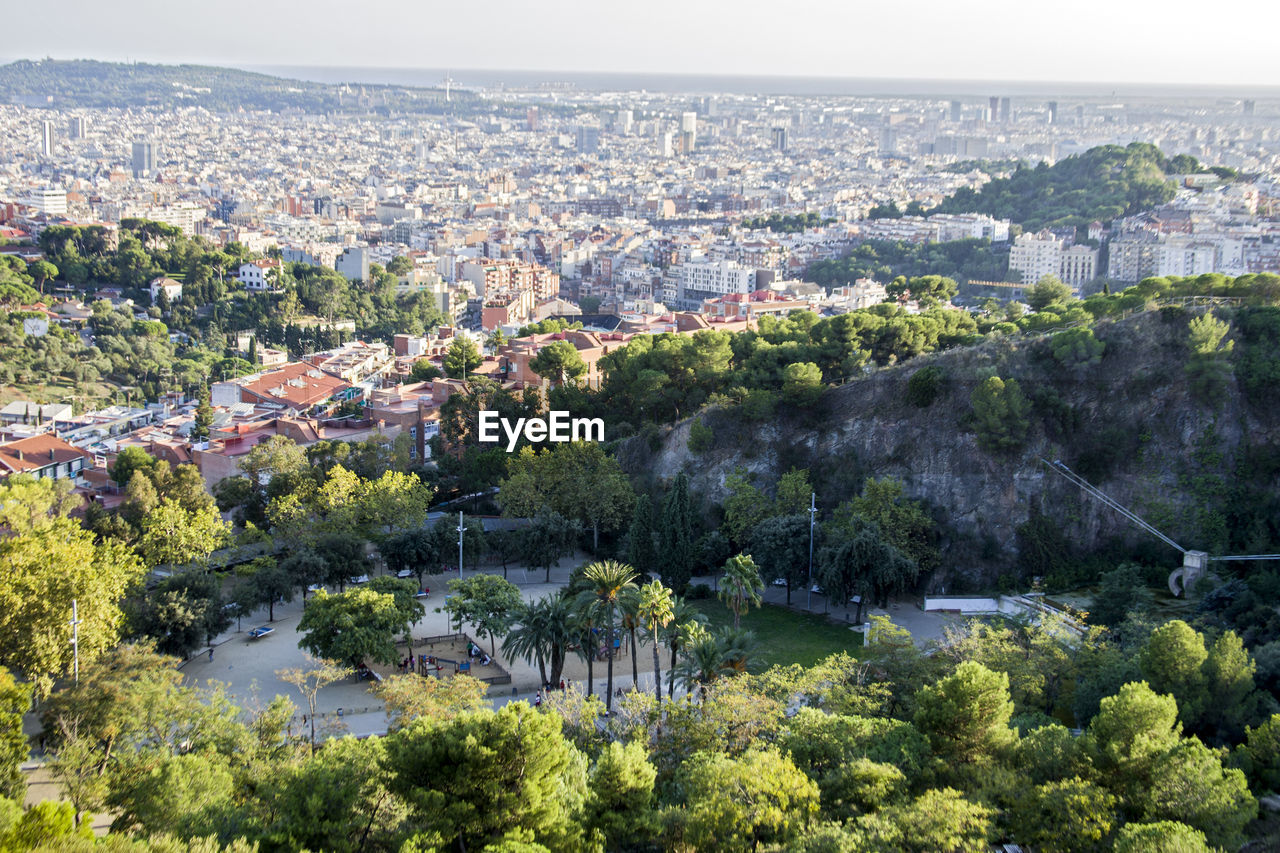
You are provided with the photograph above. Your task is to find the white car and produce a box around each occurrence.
[396,569,414,579]
[771,578,787,587]
[307,584,326,594]
[348,574,370,585]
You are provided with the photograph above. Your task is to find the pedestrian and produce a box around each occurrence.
[558,678,565,691]
[534,690,542,708]
[208,647,214,662]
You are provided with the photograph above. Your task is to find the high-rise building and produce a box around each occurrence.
[616,109,633,134]
[131,139,157,179]
[659,132,674,158]
[1243,99,1256,116]
[27,186,67,216]
[700,96,718,117]
[67,116,86,139]
[1000,97,1011,124]
[950,100,963,122]
[680,112,697,152]
[40,120,54,157]
[988,96,1000,122]
[526,107,540,132]
[575,126,600,155]
[771,126,789,152]
[1076,105,1085,126]
[1047,101,1058,124]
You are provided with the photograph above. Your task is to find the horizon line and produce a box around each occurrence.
[4,56,1280,96]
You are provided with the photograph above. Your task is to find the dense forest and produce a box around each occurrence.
[929,142,1209,230]
[0,59,472,113]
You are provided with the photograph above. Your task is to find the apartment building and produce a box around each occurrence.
[675,260,758,310]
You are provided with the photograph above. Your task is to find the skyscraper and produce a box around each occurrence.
[67,116,86,139]
[616,109,633,134]
[988,96,1000,122]
[40,120,54,156]
[526,107,540,132]
[950,100,963,123]
[575,126,600,156]
[132,139,156,178]
[680,112,697,153]
[771,126,789,152]
[1000,97,1011,124]
[1244,100,1256,116]
[1048,101,1058,125]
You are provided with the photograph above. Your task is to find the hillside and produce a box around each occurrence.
[0,59,474,113]
[929,142,1194,230]
[618,305,1280,591]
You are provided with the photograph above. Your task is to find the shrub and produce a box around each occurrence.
[905,365,946,408]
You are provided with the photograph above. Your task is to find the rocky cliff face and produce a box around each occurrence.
[617,308,1279,589]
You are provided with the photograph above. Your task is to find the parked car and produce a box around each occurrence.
[348,574,370,585]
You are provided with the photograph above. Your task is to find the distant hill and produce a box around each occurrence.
[929,142,1200,231]
[0,58,474,114]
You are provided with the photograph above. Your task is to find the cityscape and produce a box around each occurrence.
[1,3,1280,851]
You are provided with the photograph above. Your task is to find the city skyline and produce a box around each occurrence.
[6,0,1280,89]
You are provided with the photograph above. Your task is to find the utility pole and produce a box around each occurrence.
[69,599,82,684]
[457,511,465,579]
[807,493,817,611]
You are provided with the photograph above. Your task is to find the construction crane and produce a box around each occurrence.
[1040,458,1280,595]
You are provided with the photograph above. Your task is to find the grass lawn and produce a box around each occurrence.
[691,600,863,672]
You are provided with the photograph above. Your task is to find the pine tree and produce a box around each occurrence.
[625,493,658,578]
[660,473,694,591]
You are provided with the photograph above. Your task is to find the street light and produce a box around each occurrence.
[457,511,465,579]
[807,493,817,611]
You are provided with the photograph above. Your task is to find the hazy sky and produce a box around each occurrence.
[8,0,1280,87]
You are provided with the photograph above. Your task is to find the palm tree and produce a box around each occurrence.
[674,627,727,703]
[635,580,674,702]
[718,553,764,629]
[619,588,643,689]
[576,560,638,713]
[715,626,758,674]
[662,595,708,697]
[502,593,574,688]
[503,598,551,687]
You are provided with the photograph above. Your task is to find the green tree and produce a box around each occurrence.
[109,446,160,488]
[444,336,483,380]
[277,657,350,755]
[970,375,1031,452]
[659,473,695,591]
[0,667,31,800]
[1186,311,1234,401]
[296,588,412,669]
[137,498,230,568]
[190,393,214,442]
[384,704,587,852]
[519,510,579,583]
[584,741,657,850]
[503,593,574,689]
[781,361,825,406]
[635,580,674,702]
[444,574,523,656]
[1051,327,1106,367]
[1010,777,1117,853]
[409,359,443,382]
[913,661,1017,767]
[131,571,230,658]
[576,561,638,713]
[719,554,764,628]
[0,516,146,698]
[499,442,633,552]
[624,493,659,579]
[853,787,993,853]
[1113,821,1211,853]
[680,748,819,852]
[528,341,587,385]
[1028,275,1074,311]
[261,734,402,852]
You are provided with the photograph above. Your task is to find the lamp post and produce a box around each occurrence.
[69,599,81,684]
[457,511,465,579]
[807,493,817,611]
